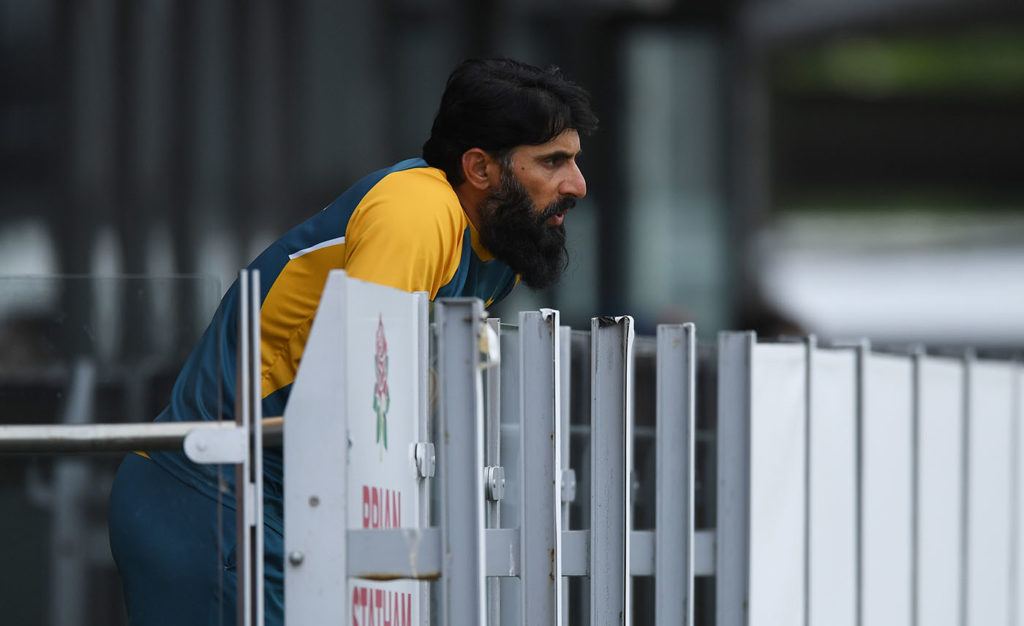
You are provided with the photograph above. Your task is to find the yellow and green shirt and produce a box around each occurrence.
[150,158,517,533]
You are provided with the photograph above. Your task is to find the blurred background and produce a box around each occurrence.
[3,0,1024,348]
[1,0,1022,623]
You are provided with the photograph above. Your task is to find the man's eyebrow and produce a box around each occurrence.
[537,149,581,160]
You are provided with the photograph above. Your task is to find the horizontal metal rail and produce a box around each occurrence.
[0,416,283,454]
[339,527,719,581]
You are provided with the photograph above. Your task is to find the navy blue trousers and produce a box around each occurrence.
[108,453,284,625]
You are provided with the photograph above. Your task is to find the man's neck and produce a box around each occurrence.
[454,181,485,232]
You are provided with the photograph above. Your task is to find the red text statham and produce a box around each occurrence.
[352,586,413,626]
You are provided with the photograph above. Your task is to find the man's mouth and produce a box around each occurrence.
[540,197,575,227]
[546,211,566,226]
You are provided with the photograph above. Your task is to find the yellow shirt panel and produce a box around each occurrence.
[259,166,467,399]
[260,242,346,399]
[344,168,466,299]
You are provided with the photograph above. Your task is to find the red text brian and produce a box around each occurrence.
[361,485,401,529]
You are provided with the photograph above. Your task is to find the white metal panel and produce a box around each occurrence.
[749,342,807,626]
[861,353,914,626]
[965,360,1015,626]
[284,271,349,623]
[807,347,857,626]
[283,272,425,625]
[916,356,964,626]
[345,276,424,625]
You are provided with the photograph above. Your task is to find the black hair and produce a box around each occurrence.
[422,58,598,185]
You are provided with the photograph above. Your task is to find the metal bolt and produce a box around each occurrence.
[288,551,304,566]
[485,466,505,501]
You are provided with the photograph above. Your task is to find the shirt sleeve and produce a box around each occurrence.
[343,168,466,298]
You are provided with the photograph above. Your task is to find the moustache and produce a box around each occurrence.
[538,196,577,222]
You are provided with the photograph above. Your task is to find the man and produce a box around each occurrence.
[108,57,596,624]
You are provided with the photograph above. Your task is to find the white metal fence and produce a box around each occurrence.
[1,270,1022,626]
[717,336,1024,626]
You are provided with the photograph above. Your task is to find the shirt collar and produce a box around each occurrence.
[467,219,497,262]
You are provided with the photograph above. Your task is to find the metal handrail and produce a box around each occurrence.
[0,416,283,454]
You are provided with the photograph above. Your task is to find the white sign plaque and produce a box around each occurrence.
[284,271,425,625]
[344,278,423,626]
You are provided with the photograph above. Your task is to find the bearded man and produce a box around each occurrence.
[107,57,596,625]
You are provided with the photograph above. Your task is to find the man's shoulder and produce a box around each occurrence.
[354,160,465,229]
[372,161,458,205]
[315,160,463,232]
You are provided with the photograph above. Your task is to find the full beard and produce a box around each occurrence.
[476,169,574,290]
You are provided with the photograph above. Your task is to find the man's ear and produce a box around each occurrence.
[460,148,496,191]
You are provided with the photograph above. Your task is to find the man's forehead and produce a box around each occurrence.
[516,129,582,155]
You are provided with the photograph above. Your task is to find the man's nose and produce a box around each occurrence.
[560,162,587,199]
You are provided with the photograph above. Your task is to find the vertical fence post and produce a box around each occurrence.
[910,346,922,626]
[485,318,502,626]
[236,269,263,626]
[957,348,973,626]
[559,325,573,626]
[853,340,868,626]
[497,322,523,626]
[655,323,696,626]
[804,336,816,626]
[590,316,634,626]
[716,331,755,626]
[416,292,432,626]
[1013,359,1024,626]
[519,310,563,624]
[436,298,487,626]
[570,328,593,626]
